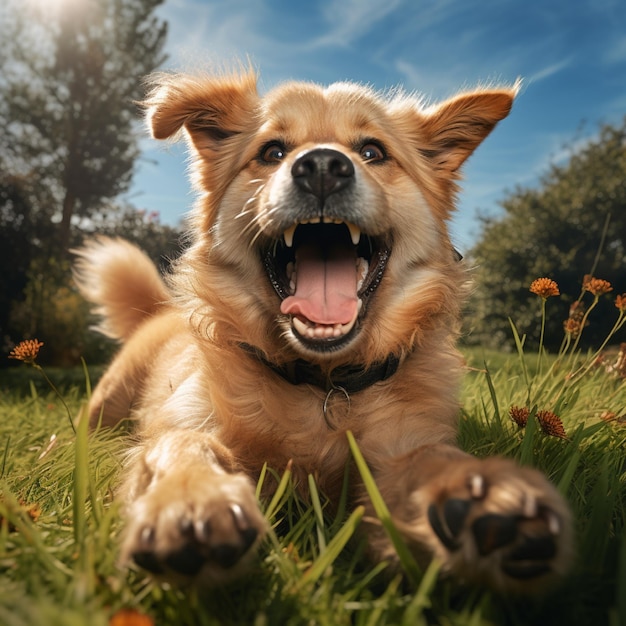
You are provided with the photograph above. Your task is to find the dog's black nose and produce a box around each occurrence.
[291,148,354,200]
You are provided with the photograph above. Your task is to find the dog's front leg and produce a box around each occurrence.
[118,428,267,584]
[362,444,572,593]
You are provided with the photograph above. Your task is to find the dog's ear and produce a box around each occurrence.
[142,70,259,152]
[420,84,519,173]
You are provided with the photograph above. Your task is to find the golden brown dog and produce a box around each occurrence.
[74,69,571,592]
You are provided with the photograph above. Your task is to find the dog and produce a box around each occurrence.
[74,68,571,592]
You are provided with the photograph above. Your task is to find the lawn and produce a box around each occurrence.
[0,334,625,625]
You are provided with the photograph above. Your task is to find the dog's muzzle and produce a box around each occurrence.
[262,148,391,353]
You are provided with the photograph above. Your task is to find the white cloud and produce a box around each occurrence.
[526,58,572,84]
[604,35,626,64]
[309,0,405,48]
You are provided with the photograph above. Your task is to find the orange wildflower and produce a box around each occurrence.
[8,339,44,365]
[529,278,560,299]
[583,276,612,297]
[109,609,154,626]
[509,405,529,428]
[536,410,567,439]
[563,318,582,337]
[615,294,626,312]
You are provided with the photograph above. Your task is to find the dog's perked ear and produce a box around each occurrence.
[141,70,260,153]
[419,82,519,173]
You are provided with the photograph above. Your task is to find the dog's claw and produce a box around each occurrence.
[468,474,486,499]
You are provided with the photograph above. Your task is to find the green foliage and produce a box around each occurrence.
[7,257,112,366]
[0,0,176,359]
[466,119,626,350]
[0,0,168,253]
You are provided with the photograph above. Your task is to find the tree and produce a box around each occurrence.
[465,119,626,351]
[0,0,171,363]
[0,0,168,254]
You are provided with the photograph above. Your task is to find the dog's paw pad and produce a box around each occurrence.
[427,498,471,550]
[422,462,571,591]
[123,472,266,581]
[130,503,261,577]
[471,513,518,555]
[164,543,207,576]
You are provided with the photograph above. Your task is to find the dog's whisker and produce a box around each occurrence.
[235,184,265,220]
[241,213,268,237]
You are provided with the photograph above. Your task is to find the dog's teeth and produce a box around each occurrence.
[356,258,369,290]
[283,225,297,248]
[347,222,361,245]
[292,317,308,336]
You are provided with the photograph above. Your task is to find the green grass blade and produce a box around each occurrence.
[256,462,268,500]
[308,473,327,552]
[517,405,538,466]
[347,430,422,586]
[263,460,292,523]
[80,358,92,399]
[401,558,442,625]
[482,362,500,421]
[617,532,626,626]
[295,505,364,590]
[72,404,89,546]
[508,317,531,399]
[1,435,10,478]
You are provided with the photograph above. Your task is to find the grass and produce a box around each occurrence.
[1,304,625,624]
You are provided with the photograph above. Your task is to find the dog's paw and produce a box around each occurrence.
[121,467,267,584]
[407,458,572,593]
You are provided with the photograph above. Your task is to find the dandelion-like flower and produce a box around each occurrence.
[536,410,567,439]
[509,405,529,428]
[583,276,613,297]
[8,339,44,365]
[529,278,560,299]
[563,318,582,337]
[615,294,626,312]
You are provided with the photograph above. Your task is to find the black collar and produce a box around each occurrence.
[238,343,400,394]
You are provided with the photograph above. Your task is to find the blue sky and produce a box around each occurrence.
[129,0,626,252]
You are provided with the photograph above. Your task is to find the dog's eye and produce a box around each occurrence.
[260,142,287,164]
[359,142,386,163]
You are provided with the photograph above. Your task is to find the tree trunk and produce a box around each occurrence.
[59,188,76,255]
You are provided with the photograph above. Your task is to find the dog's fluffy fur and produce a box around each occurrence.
[74,69,571,591]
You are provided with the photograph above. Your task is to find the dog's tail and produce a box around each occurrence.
[73,237,171,341]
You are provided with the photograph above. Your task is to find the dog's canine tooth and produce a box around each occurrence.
[283,224,297,248]
[347,222,361,246]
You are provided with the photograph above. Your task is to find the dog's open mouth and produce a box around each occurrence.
[263,219,391,350]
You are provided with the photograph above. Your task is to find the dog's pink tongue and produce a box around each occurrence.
[280,243,358,325]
